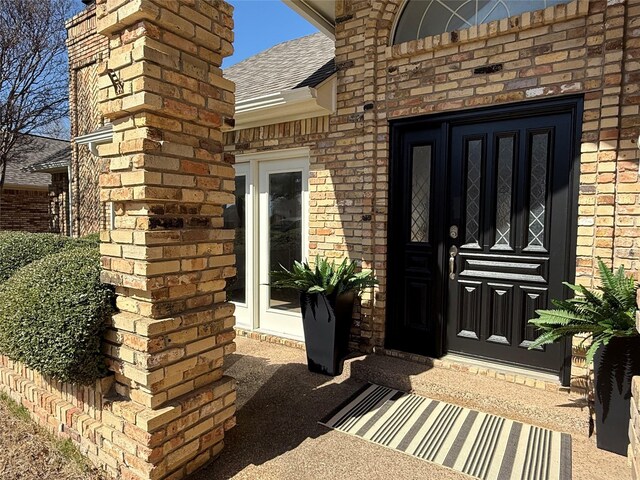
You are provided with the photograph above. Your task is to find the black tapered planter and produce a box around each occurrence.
[593,336,640,456]
[300,290,356,376]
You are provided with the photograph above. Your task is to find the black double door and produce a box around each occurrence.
[387,98,582,382]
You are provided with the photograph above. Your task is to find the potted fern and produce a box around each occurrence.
[528,259,639,456]
[271,256,377,376]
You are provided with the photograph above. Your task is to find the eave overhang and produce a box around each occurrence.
[281,0,336,39]
[234,77,336,130]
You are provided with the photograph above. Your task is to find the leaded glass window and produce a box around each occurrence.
[393,1,571,44]
[494,135,514,249]
[465,138,483,246]
[410,145,432,243]
[527,132,549,249]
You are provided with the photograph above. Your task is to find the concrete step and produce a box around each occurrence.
[343,352,591,437]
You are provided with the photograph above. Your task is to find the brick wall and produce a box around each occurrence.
[50,172,70,235]
[67,5,109,237]
[0,358,115,474]
[0,187,52,233]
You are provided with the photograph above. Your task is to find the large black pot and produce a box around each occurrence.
[593,336,640,456]
[300,290,356,376]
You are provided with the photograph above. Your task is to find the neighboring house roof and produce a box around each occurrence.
[224,32,335,103]
[28,146,71,173]
[4,135,69,187]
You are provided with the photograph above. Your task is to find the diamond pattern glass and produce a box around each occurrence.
[394,1,570,44]
[494,136,514,248]
[410,145,432,243]
[528,133,549,248]
[465,139,483,246]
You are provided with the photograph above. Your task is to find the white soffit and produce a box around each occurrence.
[234,75,336,130]
[282,0,336,39]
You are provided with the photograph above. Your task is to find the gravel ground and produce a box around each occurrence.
[0,395,106,480]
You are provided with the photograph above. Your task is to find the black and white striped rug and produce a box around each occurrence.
[320,384,572,480]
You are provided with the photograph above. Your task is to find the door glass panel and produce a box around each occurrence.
[269,171,302,311]
[223,175,246,303]
[465,138,483,246]
[527,132,549,249]
[494,136,514,249]
[410,145,432,243]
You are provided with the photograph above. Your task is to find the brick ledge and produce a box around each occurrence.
[374,346,572,393]
[234,328,305,351]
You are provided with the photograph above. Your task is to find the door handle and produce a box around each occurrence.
[449,246,458,280]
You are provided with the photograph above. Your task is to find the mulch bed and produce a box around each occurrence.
[0,398,106,480]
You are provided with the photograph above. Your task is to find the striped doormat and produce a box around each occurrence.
[320,384,571,480]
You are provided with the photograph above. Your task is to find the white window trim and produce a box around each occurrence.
[234,147,311,341]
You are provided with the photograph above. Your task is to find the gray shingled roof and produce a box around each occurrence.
[224,33,335,103]
[28,146,71,173]
[4,135,69,187]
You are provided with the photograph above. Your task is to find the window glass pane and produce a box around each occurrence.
[223,175,246,303]
[527,133,549,249]
[465,138,482,246]
[494,136,514,248]
[410,145,432,243]
[394,1,570,44]
[269,171,302,311]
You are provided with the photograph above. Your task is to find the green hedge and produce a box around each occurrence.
[0,247,113,384]
[0,231,101,284]
[0,232,71,284]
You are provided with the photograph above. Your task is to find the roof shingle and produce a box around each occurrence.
[27,146,71,173]
[224,32,335,103]
[4,135,69,187]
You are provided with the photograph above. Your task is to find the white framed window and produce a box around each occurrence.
[225,148,310,341]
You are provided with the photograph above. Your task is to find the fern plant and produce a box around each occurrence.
[271,256,378,297]
[528,259,639,364]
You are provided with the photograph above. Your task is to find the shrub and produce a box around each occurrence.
[0,247,113,384]
[0,231,101,284]
[0,231,71,284]
[67,232,100,249]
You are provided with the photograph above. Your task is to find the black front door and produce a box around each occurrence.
[387,97,582,382]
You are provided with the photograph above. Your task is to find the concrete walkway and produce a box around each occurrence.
[193,337,628,480]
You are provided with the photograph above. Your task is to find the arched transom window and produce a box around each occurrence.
[393,1,571,44]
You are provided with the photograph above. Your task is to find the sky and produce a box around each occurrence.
[224,0,319,67]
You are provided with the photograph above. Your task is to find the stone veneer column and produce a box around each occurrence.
[95,1,236,479]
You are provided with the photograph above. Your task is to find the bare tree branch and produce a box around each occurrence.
[0,0,72,220]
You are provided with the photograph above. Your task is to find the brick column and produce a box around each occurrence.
[95,1,236,479]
